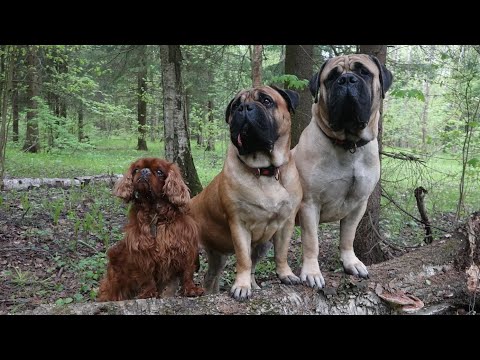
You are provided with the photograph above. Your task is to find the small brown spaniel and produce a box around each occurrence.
[97,157,204,302]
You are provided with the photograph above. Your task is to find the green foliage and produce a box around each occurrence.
[468,158,479,167]
[20,192,30,212]
[390,88,425,101]
[271,74,309,90]
[55,297,73,306]
[254,247,276,279]
[26,96,93,152]
[5,267,31,287]
[75,253,107,300]
[382,46,480,219]
[51,198,64,226]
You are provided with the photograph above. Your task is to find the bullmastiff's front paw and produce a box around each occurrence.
[341,252,369,278]
[276,265,301,285]
[300,272,325,289]
[278,273,301,285]
[300,260,325,289]
[230,283,252,301]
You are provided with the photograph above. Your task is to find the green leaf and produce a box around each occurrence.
[390,88,424,101]
[467,158,480,167]
[407,89,425,102]
[270,74,308,90]
[64,297,73,304]
[390,89,405,98]
[55,298,65,306]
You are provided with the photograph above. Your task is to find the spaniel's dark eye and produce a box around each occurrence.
[360,68,370,76]
[263,97,272,106]
[133,168,139,174]
[156,169,164,177]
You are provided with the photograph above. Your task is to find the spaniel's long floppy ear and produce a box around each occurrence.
[163,163,190,207]
[113,164,135,202]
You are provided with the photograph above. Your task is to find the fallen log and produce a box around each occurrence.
[22,212,480,315]
[1,174,122,191]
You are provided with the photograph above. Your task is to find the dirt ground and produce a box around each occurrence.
[0,183,459,315]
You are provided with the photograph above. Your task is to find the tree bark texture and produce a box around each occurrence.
[23,45,40,153]
[251,45,263,87]
[353,45,389,265]
[285,45,314,148]
[137,45,148,151]
[78,103,84,142]
[205,99,215,151]
[160,45,202,196]
[1,46,14,187]
[421,80,430,152]
[12,64,19,143]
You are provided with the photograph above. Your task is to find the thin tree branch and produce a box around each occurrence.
[380,150,425,163]
[381,185,450,233]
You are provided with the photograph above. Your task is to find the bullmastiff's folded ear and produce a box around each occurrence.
[270,85,300,114]
[369,55,393,99]
[309,59,329,104]
[225,97,235,124]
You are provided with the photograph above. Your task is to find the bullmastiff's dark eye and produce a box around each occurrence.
[326,69,340,82]
[263,97,273,106]
[360,68,370,76]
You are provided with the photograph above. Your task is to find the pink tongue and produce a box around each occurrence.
[237,134,242,146]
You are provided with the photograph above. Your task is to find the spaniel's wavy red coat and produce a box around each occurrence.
[97,157,204,301]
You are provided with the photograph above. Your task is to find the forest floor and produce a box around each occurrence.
[0,182,460,315]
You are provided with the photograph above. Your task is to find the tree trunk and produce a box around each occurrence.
[196,128,204,147]
[285,45,314,148]
[421,80,430,152]
[58,51,68,123]
[12,64,19,143]
[137,45,148,151]
[59,97,67,119]
[149,66,158,142]
[160,45,202,196]
[1,46,14,188]
[53,50,68,146]
[46,92,56,148]
[0,45,3,100]
[353,45,388,265]
[78,103,84,142]
[23,45,40,153]
[23,212,480,315]
[251,45,263,87]
[205,99,215,151]
[0,46,5,188]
